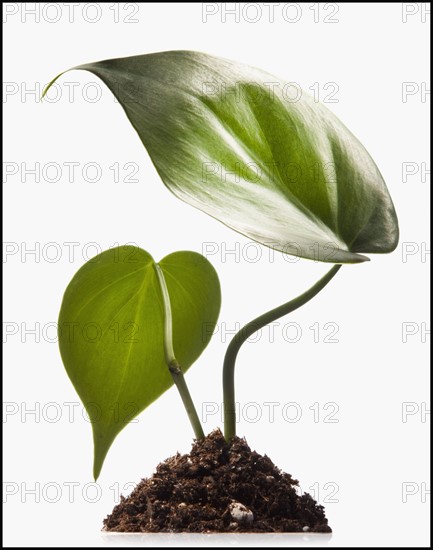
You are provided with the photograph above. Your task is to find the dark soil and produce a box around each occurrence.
[103,429,332,533]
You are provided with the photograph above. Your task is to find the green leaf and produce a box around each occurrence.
[45,51,398,262]
[58,246,221,479]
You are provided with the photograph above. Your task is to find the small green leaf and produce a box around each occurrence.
[58,246,221,479]
[46,51,398,263]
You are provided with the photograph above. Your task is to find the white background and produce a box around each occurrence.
[3,2,430,547]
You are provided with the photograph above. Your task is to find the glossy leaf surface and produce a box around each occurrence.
[45,51,399,262]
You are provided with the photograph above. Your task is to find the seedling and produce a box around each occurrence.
[46,52,398,486]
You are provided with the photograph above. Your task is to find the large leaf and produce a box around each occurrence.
[58,246,221,479]
[45,51,399,262]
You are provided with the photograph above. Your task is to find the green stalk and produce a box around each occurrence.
[223,264,342,441]
[154,264,205,439]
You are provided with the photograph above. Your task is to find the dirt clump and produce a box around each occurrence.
[103,429,332,533]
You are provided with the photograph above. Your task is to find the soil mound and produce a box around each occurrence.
[103,429,331,533]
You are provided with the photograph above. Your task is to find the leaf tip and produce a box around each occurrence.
[93,463,101,482]
[92,426,117,482]
[41,71,66,101]
[357,254,371,263]
[92,449,104,482]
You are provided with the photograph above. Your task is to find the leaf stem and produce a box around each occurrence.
[154,264,205,440]
[223,264,342,441]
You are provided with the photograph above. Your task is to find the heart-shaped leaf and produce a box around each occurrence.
[45,51,399,263]
[58,246,221,479]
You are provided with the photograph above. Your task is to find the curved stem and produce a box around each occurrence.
[223,264,342,441]
[154,264,205,440]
